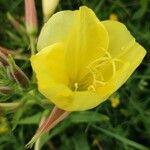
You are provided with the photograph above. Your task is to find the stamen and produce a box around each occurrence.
[90,69,106,87]
[88,85,96,92]
[109,59,116,77]
[94,80,106,86]
[99,47,111,58]
[76,50,124,92]
[74,82,79,91]
[113,58,123,63]
[87,49,118,89]
[88,57,110,70]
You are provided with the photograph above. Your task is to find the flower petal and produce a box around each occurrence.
[73,26,146,111]
[31,43,72,99]
[65,6,109,81]
[70,91,101,111]
[95,43,146,106]
[42,89,101,111]
[37,6,108,51]
[31,43,68,86]
[102,20,135,57]
[37,10,75,51]
[95,62,130,101]
[32,8,146,112]
[37,6,109,82]
[31,42,104,111]
[119,42,146,74]
[95,20,146,106]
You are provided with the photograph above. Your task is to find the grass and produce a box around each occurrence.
[0,0,150,150]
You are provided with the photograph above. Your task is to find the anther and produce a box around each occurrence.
[74,83,79,91]
[88,85,96,92]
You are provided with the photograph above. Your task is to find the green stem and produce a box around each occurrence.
[30,35,36,55]
[29,35,36,82]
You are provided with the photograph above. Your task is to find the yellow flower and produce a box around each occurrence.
[42,0,60,22]
[109,13,118,21]
[110,96,120,108]
[31,6,146,111]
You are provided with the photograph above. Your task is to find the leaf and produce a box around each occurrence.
[18,113,42,125]
[38,133,50,149]
[73,133,90,150]
[69,111,109,123]
[49,120,71,139]
[92,125,150,150]
[39,111,109,149]
[132,0,148,19]
[12,107,24,130]
[49,111,109,139]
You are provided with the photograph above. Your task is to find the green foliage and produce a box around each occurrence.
[0,0,150,150]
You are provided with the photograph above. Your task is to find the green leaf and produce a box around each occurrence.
[39,111,109,149]
[92,125,150,150]
[73,133,90,150]
[12,107,24,130]
[19,113,42,125]
[49,120,71,139]
[49,111,109,138]
[48,111,109,139]
[70,111,109,123]
[133,0,148,19]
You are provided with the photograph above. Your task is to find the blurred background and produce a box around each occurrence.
[0,0,150,150]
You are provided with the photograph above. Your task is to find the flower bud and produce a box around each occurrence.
[109,13,118,21]
[26,106,70,148]
[0,86,12,95]
[8,55,29,88]
[0,102,20,113]
[25,0,38,36]
[42,0,60,22]
[0,53,8,66]
[0,47,9,66]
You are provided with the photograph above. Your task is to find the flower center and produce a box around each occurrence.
[70,49,123,92]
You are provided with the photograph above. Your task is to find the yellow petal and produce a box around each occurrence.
[32,8,146,112]
[37,10,75,51]
[37,6,109,82]
[31,42,103,111]
[58,62,130,111]
[119,42,146,74]
[96,62,130,102]
[38,6,108,51]
[41,88,101,111]
[102,20,135,57]
[66,91,101,111]
[102,20,146,81]
[94,20,146,105]
[31,43,74,107]
[64,6,109,82]
[31,43,68,88]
